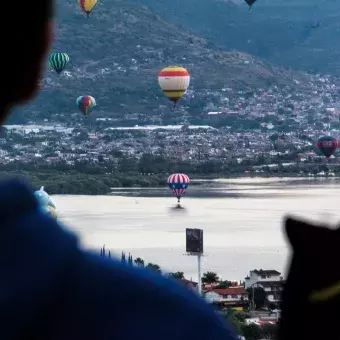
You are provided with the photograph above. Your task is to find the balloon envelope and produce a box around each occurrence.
[77,95,96,116]
[245,0,256,7]
[167,173,190,199]
[78,0,98,16]
[34,189,49,206]
[49,52,70,74]
[34,187,57,214]
[158,66,190,105]
[316,136,339,158]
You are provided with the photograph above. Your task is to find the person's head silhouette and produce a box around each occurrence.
[2,0,53,122]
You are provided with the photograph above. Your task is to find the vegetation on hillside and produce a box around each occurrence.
[13,0,310,124]
[142,0,340,75]
[1,149,339,194]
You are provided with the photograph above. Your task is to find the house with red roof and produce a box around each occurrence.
[204,287,249,309]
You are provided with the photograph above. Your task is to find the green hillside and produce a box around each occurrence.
[141,0,340,75]
[13,0,309,124]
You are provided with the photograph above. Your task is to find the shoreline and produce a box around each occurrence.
[1,169,339,195]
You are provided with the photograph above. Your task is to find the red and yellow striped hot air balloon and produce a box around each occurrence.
[78,0,98,17]
[158,66,190,108]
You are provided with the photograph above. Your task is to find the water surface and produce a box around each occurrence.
[52,178,340,281]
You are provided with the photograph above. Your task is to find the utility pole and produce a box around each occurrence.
[197,253,202,296]
[252,284,255,312]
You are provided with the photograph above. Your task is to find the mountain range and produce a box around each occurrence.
[141,0,340,75]
[11,0,327,124]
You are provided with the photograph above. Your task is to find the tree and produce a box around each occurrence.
[215,280,232,288]
[241,324,262,340]
[169,271,185,279]
[226,310,243,335]
[202,271,219,284]
[146,263,162,274]
[128,253,133,266]
[232,311,247,323]
[226,310,250,335]
[100,245,111,258]
[261,324,278,340]
[134,257,145,268]
[247,287,267,309]
[118,157,138,173]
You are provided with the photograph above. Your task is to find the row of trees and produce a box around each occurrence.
[99,248,230,282]
[100,249,265,306]
[0,169,166,195]
[2,156,340,195]
[100,246,164,275]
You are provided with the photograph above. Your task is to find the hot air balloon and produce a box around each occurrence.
[316,136,339,158]
[158,66,190,108]
[78,0,98,17]
[34,186,50,206]
[34,187,58,219]
[77,95,96,117]
[245,0,257,10]
[49,53,70,74]
[167,173,190,205]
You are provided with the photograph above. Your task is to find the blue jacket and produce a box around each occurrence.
[0,180,237,339]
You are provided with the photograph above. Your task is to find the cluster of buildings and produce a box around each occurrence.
[181,269,284,325]
[199,73,340,126]
[3,72,340,172]
[0,120,337,172]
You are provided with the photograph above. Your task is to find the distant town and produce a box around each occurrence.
[3,74,340,182]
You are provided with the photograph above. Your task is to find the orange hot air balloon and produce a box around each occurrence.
[78,0,98,17]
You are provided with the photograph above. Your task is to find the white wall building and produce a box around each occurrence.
[245,269,282,289]
[245,269,285,305]
[204,287,249,304]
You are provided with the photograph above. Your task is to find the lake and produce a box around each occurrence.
[51,177,340,281]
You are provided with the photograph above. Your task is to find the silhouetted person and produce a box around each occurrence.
[0,1,237,339]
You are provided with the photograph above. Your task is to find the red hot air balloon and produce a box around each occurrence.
[76,95,96,116]
[316,136,339,158]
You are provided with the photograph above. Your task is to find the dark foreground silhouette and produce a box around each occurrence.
[1,180,237,339]
[279,217,340,340]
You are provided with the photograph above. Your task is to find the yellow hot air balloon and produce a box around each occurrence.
[78,0,98,17]
[158,66,190,108]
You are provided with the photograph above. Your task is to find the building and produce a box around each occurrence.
[204,287,249,309]
[178,279,198,291]
[245,269,282,288]
[245,269,285,306]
